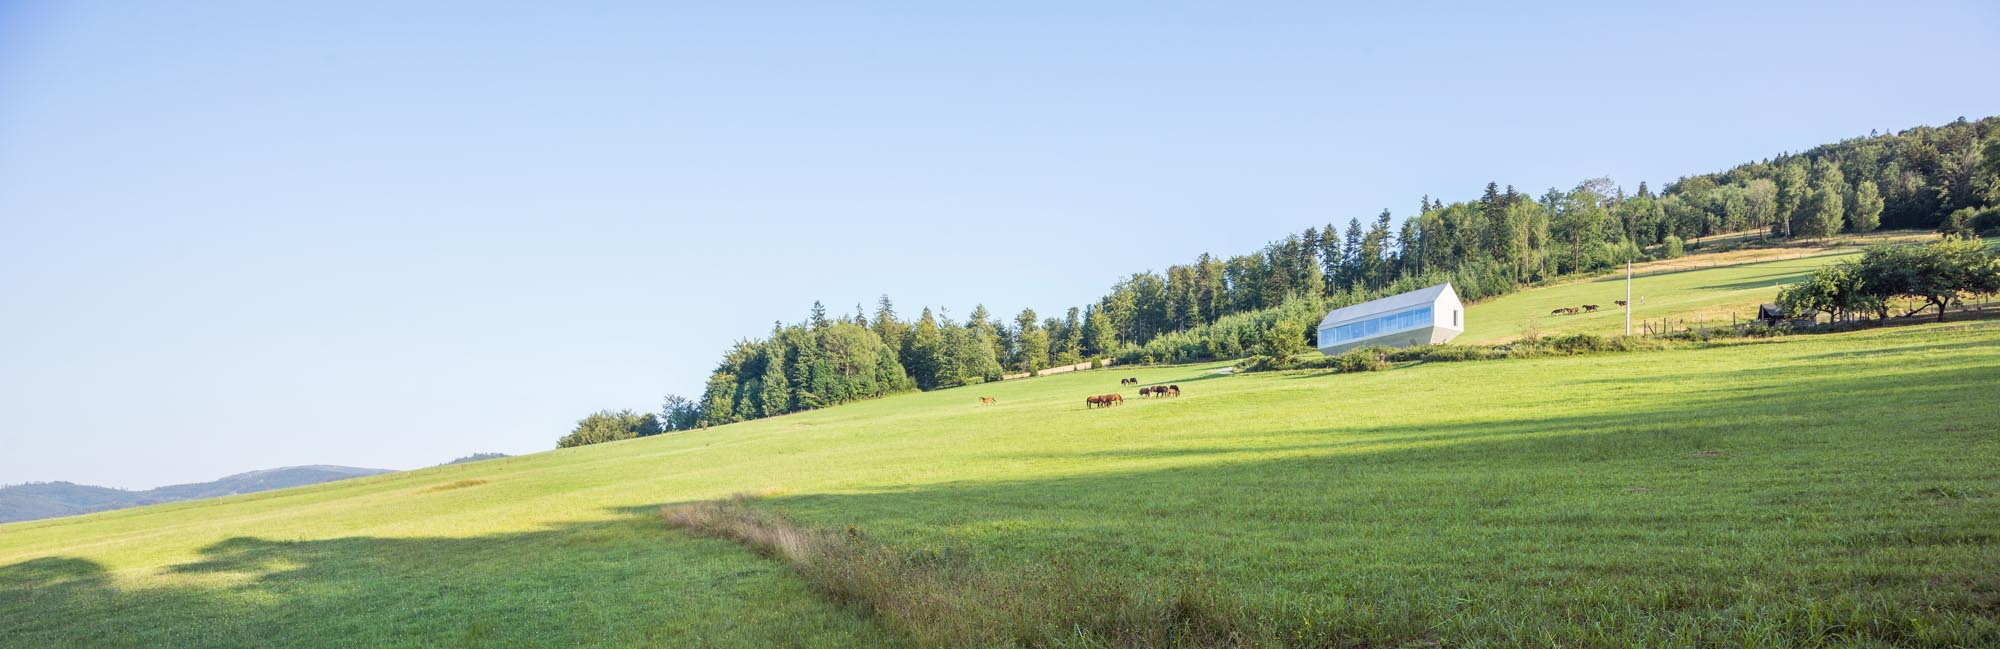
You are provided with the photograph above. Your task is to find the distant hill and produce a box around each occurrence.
[445,453,509,465]
[0,465,390,523]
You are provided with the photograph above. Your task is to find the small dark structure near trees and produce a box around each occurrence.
[1758,303,1788,326]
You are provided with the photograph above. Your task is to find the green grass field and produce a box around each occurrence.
[1460,250,1849,343]
[4,316,1998,647]
[1458,232,1977,344]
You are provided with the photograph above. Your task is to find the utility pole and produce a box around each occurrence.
[1625,260,1632,336]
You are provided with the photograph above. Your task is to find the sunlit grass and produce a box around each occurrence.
[3,320,1997,646]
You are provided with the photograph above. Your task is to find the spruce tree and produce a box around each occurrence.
[1057,307,1084,364]
[1082,305,1116,357]
[1013,308,1048,373]
[904,308,944,390]
[759,341,788,417]
[872,295,905,361]
[1340,218,1363,290]
[1318,224,1341,296]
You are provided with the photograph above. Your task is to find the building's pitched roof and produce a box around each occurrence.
[1318,283,1455,329]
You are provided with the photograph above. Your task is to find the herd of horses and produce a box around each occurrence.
[1088,378,1179,408]
[978,377,1185,410]
[1549,300,1628,316]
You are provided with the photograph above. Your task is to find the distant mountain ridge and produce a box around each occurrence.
[0,465,391,523]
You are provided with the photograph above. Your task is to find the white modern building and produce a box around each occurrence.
[1316,282,1464,355]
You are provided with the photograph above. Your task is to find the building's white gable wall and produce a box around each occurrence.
[1315,282,1464,355]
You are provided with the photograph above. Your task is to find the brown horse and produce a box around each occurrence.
[1614,300,1628,307]
[1550,308,1567,315]
[1582,304,1599,312]
[1137,386,1152,398]
[979,396,995,405]
[1103,393,1124,406]
[1564,307,1581,315]
[1120,377,1138,385]
[1167,385,1181,397]
[1085,395,1103,409]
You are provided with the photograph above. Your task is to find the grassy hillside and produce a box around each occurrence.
[1459,232,1939,344]
[4,322,1998,646]
[0,466,391,524]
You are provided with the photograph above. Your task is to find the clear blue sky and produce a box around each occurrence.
[3,1,1995,489]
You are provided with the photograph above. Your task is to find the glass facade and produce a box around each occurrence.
[1321,305,1432,345]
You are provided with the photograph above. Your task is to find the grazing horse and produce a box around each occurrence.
[979,396,995,405]
[1582,304,1599,312]
[1120,377,1137,385]
[1614,300,1628,307]
[1137,386,1153,398]
[1167,385,1180,397]
[1086,395,1103,409]
[1103,393,1124,406]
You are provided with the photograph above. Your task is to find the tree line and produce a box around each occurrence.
[555,116,2000,445]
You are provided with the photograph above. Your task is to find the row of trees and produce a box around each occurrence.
[1777,235,2000,323]
[555,117,2000,445]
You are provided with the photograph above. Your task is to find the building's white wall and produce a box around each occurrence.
[1430,292,1465,335]
[1314,283,1465,355]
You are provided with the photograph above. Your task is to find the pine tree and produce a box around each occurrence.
[1318,224,1341,296]
[1057,307,1084,364]
[904,308,944,390]
[1193,253,1224,324]
[759,341,788,417]
[1340,218,1363,290]
[699,371,738,426]
[1361,211,1392,289]
[1082,305,1116,356]
[965,304,1004,378]
[1013,308,1048,373]
[872,295,905,361]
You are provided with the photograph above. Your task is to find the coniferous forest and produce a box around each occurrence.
[610,116,2000,435]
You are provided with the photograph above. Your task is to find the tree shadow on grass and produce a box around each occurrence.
[0,516,898,649]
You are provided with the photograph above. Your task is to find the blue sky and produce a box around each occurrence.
[3,1,1996,489]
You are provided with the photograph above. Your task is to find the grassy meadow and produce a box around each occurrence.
[4,315,1998,647]
[1458,232,1946,344]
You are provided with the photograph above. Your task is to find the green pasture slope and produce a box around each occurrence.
[4,322,1999,647]
[1459,232,1996,344]
[1460,249,1857,344]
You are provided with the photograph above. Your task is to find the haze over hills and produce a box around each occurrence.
[0,465,390,523]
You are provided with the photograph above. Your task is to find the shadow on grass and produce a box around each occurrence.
[0,515,897,649]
